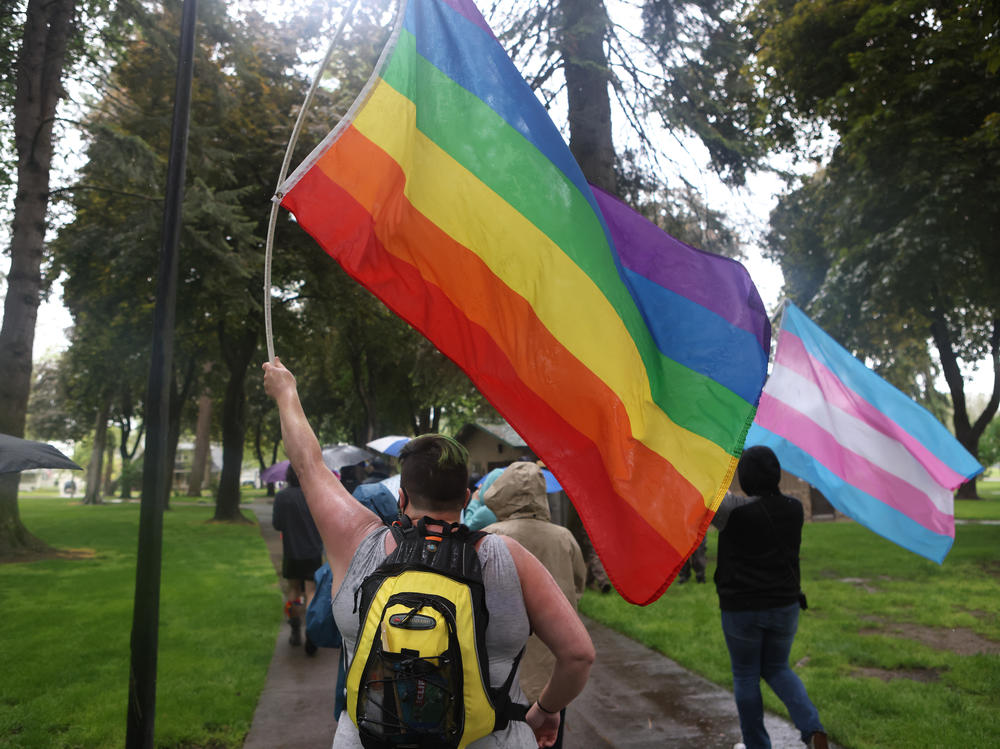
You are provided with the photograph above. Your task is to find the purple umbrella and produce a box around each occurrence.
[261,459,289,484]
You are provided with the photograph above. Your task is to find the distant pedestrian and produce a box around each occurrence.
[483,461,587,749]
[359,457,390,484]
[272,463,324,654]
[463,466,503,530]
[677,536,707,584]
[712,446,828,749]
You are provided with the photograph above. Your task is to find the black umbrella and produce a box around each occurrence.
[0,433,83,474]
[321,444,374,471]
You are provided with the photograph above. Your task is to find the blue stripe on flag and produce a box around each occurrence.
[623,268,767,404]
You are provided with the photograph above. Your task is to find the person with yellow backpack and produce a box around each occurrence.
[263,357,594,748]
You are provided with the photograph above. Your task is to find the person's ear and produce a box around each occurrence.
[398,488,408,511]
[463,487,471,510]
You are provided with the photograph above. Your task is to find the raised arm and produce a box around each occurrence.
[262,357,383,582]
[503,537,595,747]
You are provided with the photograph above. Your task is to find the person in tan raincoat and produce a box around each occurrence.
[483,461,587,747]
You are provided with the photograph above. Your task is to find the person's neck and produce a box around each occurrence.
[404,509,463,525]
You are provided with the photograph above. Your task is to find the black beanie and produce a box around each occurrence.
[737,445,782,496]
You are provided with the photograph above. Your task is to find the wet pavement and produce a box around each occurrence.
[244,502,810,748]
[564,617,803,748]
[243,503,340,749]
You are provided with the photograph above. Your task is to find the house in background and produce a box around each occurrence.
[172,442,223,494]
[454,421,537,478]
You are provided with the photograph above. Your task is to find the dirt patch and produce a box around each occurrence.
[980,561,1000,580]
[859,616,1000,656]
[0,547,96,565]
[837,576,895,593]
[957,607,999,625]
[851,665,945,683]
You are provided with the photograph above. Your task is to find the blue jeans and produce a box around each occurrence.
[721,603,823,748]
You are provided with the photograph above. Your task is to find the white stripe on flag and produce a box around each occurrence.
[765,362,952,512]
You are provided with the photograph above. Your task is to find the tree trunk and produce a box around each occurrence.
[0,0,77,554]
[214,325,256,522]
[931,315,1000,499]
[558,0,616,193]
[103,430,116,495]
[163,359,196,507]
[253,419,279,497]
[187,391,212,496]
[116,385,143,499]
[83,397,110,505]
[118,421,144,499]
[215,371,248,520]
[0,474,51,558]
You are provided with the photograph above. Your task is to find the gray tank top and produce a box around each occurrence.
[331,526,535,748]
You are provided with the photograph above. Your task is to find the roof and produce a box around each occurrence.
[455,421,527,448]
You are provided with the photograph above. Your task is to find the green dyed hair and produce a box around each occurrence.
[399,434,469,510]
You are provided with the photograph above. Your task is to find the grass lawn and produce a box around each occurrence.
[581,517,1000,749]
[0,494,279,748]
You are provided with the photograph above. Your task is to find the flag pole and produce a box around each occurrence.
[263,0,363,363]
[125,0,197,745]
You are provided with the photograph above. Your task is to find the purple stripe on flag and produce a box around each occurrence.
[776,330,969,490]
[592,186,770,353]
[437,0,495,39]
[755,393,955,537]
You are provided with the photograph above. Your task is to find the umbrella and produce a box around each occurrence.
[540,469,562,493]
[474,465,562,493]
[0,433,82,474]
[366,435,410,457]
[260,460,289,484]
[322,444,374,471]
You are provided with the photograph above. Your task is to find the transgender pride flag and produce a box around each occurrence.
[746,302,983,563]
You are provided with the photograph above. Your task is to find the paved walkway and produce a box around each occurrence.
[243,502,810,748]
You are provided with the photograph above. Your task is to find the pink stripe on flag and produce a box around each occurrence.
[776,330,968,490]
[755,393,955,536]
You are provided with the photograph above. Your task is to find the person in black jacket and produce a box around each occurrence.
[272,463,324,653]
[711,446,828,749]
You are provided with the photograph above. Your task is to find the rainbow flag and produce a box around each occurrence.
[279,0,770,604]
[746,302,983,563]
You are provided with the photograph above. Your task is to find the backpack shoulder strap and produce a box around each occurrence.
[492,645,529,728]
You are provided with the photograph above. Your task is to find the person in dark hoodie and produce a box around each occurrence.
[711,446,828,749]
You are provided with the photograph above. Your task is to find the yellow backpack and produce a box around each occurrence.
[346,516,527,748]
